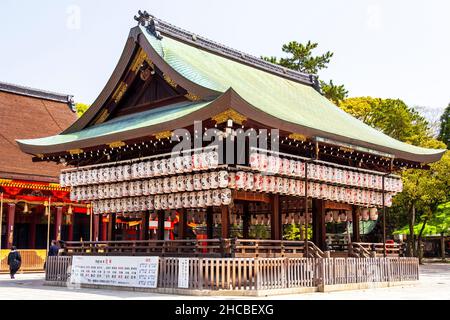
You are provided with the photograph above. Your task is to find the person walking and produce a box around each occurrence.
[7,246,21,279]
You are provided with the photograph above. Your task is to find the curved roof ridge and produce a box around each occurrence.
[135,10,319,88]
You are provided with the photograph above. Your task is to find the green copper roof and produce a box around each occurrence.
[143,26,444,159]
[17,100,209,147]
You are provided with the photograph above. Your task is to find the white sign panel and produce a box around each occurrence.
[70,256,159,288]
[178,258,190,288]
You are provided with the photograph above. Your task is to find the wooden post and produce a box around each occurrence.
[68,213,74,242]
[312,199,326,251]
[305,162,309,257]
[352,205,360,243]
[243,202,250,239]
[178,209,187,240]
[141,211,150,240]
[108,213,116,241]
[206,207,214,239]
[28,208,37,248]
[6,203,16,249]
[271,195,281,240]
[157,210,165,240]
[101,217,108,241]
[221,205,229,239]
[93,214,100,242]
[382,175,387,257]
[55,206,63,241]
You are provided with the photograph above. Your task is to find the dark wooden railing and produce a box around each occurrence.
[62,239,327,258]
[45,256,419,292]
[349,242,405,258]
[63,239,230,257]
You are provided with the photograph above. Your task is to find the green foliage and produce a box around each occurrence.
[439,103,450,149]
[75,103,90,117]
[249,225,270,239]
[339,97,433,145]
[262,40,348,105]
[262,40,333,75]
[283,223,312,240]
[320,80,349,106]
[395,201,450,236]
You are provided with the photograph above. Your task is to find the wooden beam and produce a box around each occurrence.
[178,209,187,240]
[55,207,63,242]
[93,214,100,242]
[108,213,116,241]
[312,199,326,251]
[157,210,165,240]
[271,194,281,240]
[352,206,360,243]
[6,203,15,249]
[221,206,230,239]
[243,202,250,239]
[141,211,150,240]
[206,207,214,239]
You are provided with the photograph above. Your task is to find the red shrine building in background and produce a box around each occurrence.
[0,82,89,251]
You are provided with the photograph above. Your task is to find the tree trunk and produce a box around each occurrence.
[417,218,429,265]
[441,233,446,261]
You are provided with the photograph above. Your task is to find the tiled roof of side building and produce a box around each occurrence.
[0,83,77,181]
[0,81,75,107]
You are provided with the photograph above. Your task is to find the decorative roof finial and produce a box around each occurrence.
[134,10,163,40]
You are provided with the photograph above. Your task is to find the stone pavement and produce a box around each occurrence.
[0,263,448,300]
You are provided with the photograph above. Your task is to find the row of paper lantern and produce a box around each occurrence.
[72,171,393,207]
[70,171,230,201]
[92,189,233,214]
[60,151,220,187]
[249,153,402,193]
[324,208,379,223]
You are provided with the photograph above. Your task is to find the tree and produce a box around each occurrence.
[262,40,348,105]
[320,80,349,106]
[439,103,450,149]
[339,97,432,145]
[75,103,90,117]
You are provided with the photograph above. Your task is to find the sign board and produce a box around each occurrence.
[70,256,159,288]
[178,258,190,288]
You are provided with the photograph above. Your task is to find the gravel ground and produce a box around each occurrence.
[0,263,448,300]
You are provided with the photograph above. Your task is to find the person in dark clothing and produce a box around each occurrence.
[48,240,60,257]
[44,240,60,270]
[7,246,21,279]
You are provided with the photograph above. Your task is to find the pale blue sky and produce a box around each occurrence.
[1,0,449,117]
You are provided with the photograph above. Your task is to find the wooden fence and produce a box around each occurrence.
[45,256,419,292]
[1,250,46,273]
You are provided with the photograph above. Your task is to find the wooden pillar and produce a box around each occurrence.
[108,213,116,241]
[178,209,187,240]
[93,214,100,241]
[101,217,107,241]
[206,207,214,239]
[221,205,229,239]
[6,203,15,249]
[68,213,74,242]
[312,199,326,250]
[352,206,360,243]
[243,202,250,239]
[54,207,63,241]
[141,211,150,240]
[271,195,281,240]
[28,208,37,248]
[157,210,165,240]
